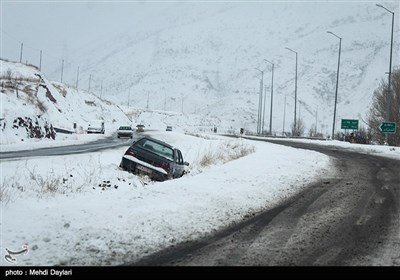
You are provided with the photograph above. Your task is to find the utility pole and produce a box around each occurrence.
[88,74,91,92]
[128,88,130,108]
[264,59,275,135]
[255,68,265,135]
[19,43,23,63]
[262,84,267,134]
[285,47,298,134]
[376,4,395,145]
[146,92,149,110]
[327,31,342,140]
[315,105,318,136]
[60,60,64,83]
[39,50,42,71]
[283,94,286,136]
[76,67,79,89]
[259,76,263,134]
[100,81,103,99]
[269,66,274,135]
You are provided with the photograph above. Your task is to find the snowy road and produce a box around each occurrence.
[133,140,400,266]
[0,135,133,161]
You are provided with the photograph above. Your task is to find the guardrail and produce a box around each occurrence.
[54,127,74,134]
[221,133,328,141]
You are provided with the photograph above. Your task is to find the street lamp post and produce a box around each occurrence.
[283,94,286,136]
[76,66,80,89]
[264,59,275,135]
[262,85,267,134]
[285,47,298,135]
[255,68,265,134]
[376,4,395,145]
[327,31,342,140]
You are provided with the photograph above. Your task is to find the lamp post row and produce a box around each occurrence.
[255,3,394,140]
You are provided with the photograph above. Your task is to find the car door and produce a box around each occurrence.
[173,149,185,177]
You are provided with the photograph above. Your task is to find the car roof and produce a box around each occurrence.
[135,136,174,149]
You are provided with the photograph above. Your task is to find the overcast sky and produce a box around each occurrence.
[1,1,171,65]
[1,0,398,80]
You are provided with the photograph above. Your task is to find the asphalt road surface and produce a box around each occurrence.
[0,134,136,161]
[132,139,400,266]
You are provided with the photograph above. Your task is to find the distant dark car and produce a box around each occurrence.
[117,126,133,138]
[119,136,189,181]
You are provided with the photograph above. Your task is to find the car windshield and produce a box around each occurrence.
[119,126,131,130]
[135,138,174,160]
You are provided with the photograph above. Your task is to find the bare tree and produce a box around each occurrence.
[308,123,323,138]
[5,69,15,87]
[308,123,317,137]
[4,68,20,97]
[367,68,400,146]
[291,118,305,137]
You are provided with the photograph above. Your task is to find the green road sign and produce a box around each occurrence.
[379,122,396,133]
[341,119,359,130]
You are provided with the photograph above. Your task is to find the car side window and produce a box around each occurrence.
[134,138,146,148]
[177,149,183,164]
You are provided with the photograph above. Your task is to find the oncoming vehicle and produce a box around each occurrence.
[136,124,145,133]
[119,136,189,181]
[166,126,173,131]
[117,126,133,138]
[87,120,105,134]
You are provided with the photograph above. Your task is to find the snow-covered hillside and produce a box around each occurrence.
[39,2,398,136]
[0,60,131,145]
[0,60,227,146]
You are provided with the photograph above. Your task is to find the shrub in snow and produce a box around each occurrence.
[196,140,255,168]
[12,116,56,140]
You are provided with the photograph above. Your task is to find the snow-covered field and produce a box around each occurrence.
[0,131,334,266]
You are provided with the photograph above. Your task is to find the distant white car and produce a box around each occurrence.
[117,126,133,138]
[88,120,105,134]
[166,126,173,131]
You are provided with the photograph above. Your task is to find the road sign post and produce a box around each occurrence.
[379,122,396,133]
[341,119,359,130]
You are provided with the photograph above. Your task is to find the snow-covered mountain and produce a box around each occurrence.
[4,2,400,137]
